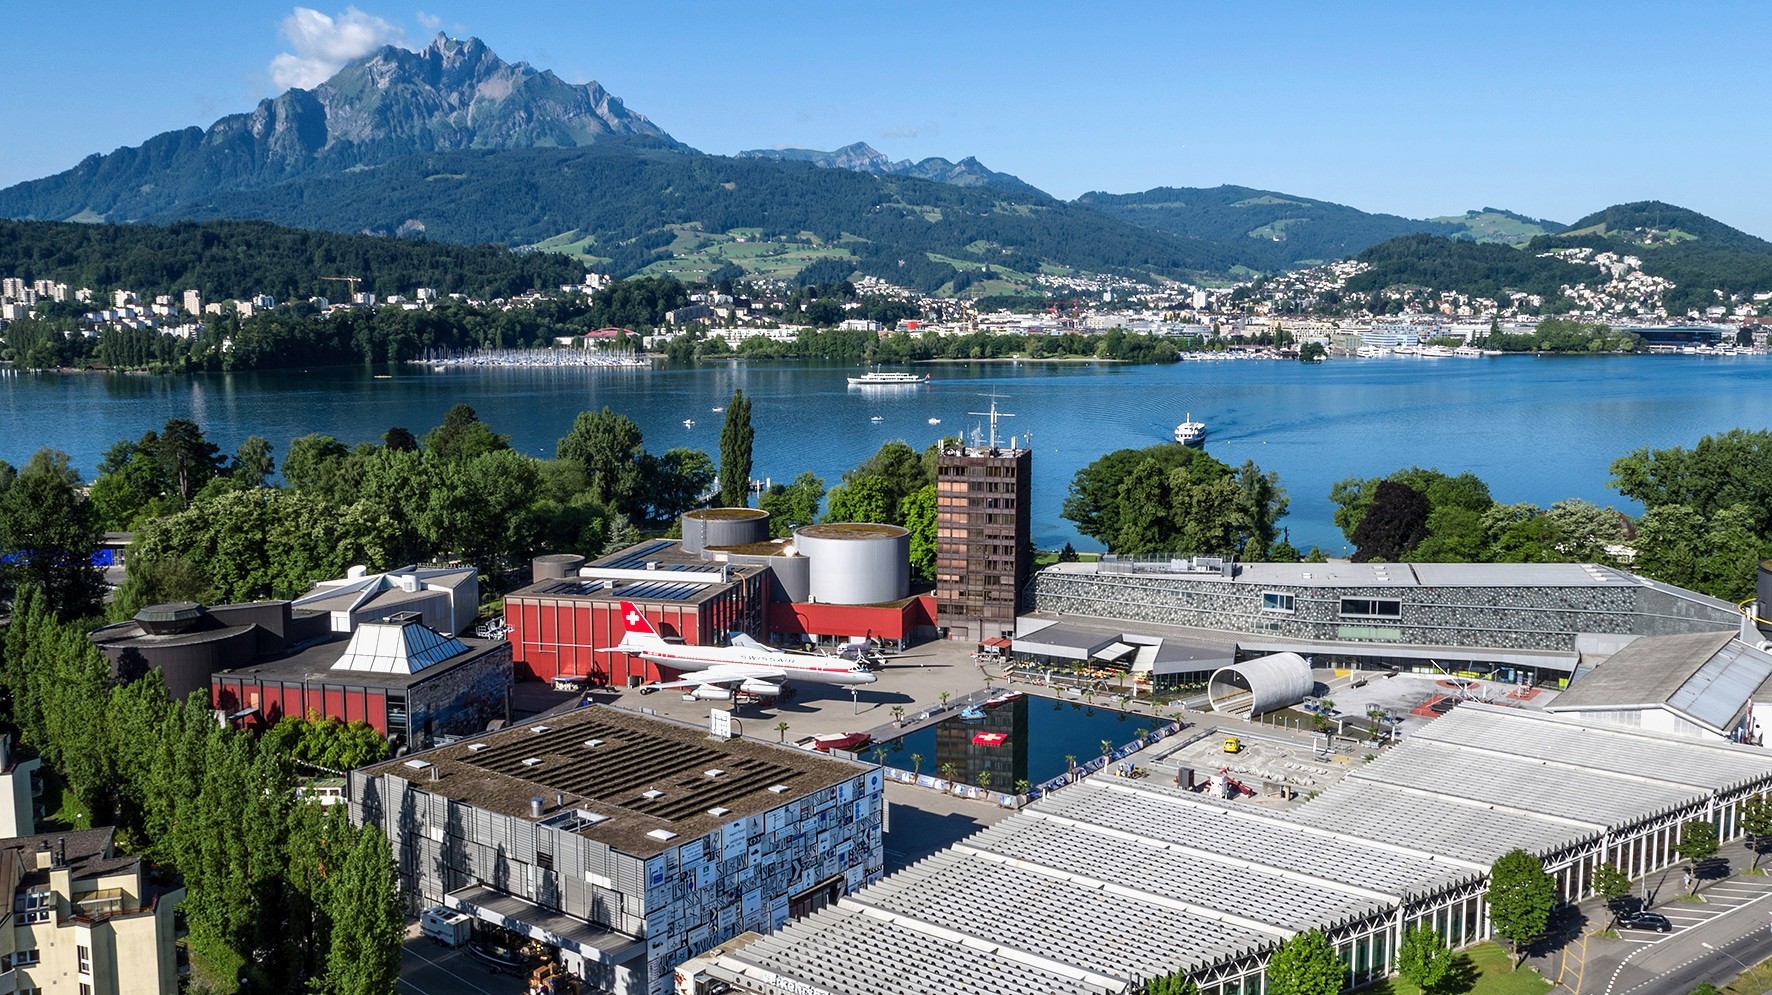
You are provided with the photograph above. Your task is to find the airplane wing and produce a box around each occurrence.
[644,665,788,689]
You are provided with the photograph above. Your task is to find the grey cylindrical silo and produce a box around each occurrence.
[769,546,812,604]
[532,553,586,584]
[794,523,910,605]
[681,508,771,554]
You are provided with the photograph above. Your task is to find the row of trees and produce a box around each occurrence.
[0,588,403,994]
[1329,429,1772,601]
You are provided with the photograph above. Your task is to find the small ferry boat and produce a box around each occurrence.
[1174,413,1207,447]
[870,415,884,423]
[809,732,871,753]
[683,419,695,428]
[848,370,929,386]
[928,417,941,425]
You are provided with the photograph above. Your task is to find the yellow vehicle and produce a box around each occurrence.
[1222,736,1242,754]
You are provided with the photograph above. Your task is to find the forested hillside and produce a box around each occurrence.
[0,218,584,301]
[1347,203,1772,314]
[1076,184,1462,269]
[160,145,1236,289]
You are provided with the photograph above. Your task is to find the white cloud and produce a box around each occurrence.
[269,6,408,90]
[416,10,441,31]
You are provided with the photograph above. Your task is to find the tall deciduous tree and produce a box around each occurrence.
[558,406,647,520]
[1675,820,1719,893]
[323,826,405,995]
[1592,863,1632,925]
[1265,929,1343,995]
[718,388,754,507]
[1487,848,1554,964]
[1740,795,1772,870]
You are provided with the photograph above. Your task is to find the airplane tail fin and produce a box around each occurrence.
[614,601,668,651]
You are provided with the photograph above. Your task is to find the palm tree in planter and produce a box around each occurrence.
[910,753,924,777]
[938,691,952,709]
[977,770,993,791]
[890,705,905,727]
[774,720,789,743]
[938,762,959,792]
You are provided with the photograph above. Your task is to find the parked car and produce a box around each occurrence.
[1618,911,1672,933]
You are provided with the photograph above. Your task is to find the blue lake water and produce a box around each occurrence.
[2,354,1770,553]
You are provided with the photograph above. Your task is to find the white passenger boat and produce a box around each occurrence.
[847,370,929,386]
[1174,413,1207,447]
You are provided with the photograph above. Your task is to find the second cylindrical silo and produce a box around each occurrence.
[794,523,909,605]
[681,508,771,554]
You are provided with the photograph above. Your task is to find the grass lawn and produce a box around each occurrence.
[36,769,89,833]
[1362,943,1550,995]
[1722,955,1772,995]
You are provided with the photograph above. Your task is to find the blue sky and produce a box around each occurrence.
[10,1,1771,236]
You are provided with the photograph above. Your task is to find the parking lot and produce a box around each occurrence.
[397,932,529,995]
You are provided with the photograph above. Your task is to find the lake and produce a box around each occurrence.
[2,353,1769,554]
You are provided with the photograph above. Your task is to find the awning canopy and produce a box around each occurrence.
[1091,642,1136,663]
[446,885,644,965]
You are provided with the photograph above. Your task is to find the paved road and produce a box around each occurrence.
[397,934,527,995]
[1538,848,1772,995]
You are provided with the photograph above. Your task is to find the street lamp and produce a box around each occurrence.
[1701,941,1752,973]
[850,687,860,715]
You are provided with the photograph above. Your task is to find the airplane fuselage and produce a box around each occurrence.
[636,647,877,686]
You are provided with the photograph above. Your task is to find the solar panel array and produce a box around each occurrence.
[738,904,1118,995]
[460,716,803,823]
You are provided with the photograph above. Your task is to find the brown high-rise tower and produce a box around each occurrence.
[935,397,1031,642]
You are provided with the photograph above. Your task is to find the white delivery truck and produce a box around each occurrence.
[419,906,473,948]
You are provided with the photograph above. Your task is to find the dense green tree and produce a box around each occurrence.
[156,418,227,508]
[230,436,276,489]
[718,389,754,508]
[759,472,825,535]
[825,475,897,524]
[282,434,356,501]
[1740,795,1772,870]
[1542,499,1626,564]
[1487,849,1554,963]
[649,448,717,522]
[262,713,392,771]
[1115,459,1173,554]
[416,449,542,569]
[1137,973,1201,995]
[902,484,938,580]
[1265,929,1343,995]
[132,488,401,602]
[0,450,104,618]
[422,404,511,462]
[1397,927,1454,994]
[1064,444,1282,557]
[1593,863,1632,924]
[323,827,405,995]
[1612,430,1772,534]
[557,407,648,520]
[89,437,168,529]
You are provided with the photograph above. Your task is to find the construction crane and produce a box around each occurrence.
[319,275,361,301]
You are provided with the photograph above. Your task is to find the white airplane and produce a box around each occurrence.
[603,601,877,701]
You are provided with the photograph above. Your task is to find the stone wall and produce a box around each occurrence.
[409,644,512,749]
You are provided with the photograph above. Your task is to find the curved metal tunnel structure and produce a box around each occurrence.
[1207,652,1314,717]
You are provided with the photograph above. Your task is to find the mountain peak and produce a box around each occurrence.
[0,37,680,222]
[733,141,1047,197]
